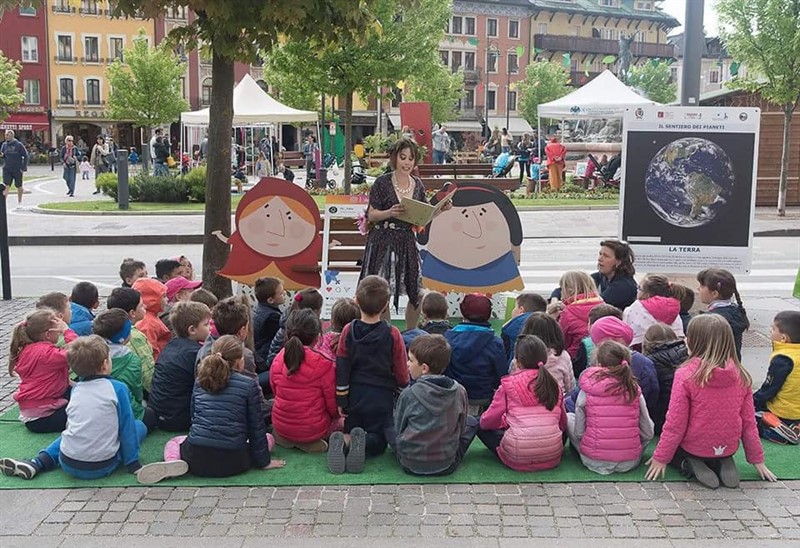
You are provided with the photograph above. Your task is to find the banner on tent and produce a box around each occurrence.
[619,106,760,274]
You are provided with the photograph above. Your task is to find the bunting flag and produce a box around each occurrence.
[515,45,525,57]
[534,48,543,55]
[447,35,455,43]
[602,55,616,64]
[650,59,660,67]
[730,61,740,76]
[468,37,480,46]
[509,82,517,92]
[562,53,571,67]
[397,81,405,89]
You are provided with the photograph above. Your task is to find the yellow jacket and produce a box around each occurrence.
[767,341,800,420]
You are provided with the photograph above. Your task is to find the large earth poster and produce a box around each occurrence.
[619,106,760,274]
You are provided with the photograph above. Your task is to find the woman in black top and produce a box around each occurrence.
[592,239,638,310]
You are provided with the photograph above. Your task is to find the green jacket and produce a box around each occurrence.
[128,327,155,393]
[109,343,144,420]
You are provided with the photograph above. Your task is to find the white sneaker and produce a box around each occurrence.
[135,460,189,485]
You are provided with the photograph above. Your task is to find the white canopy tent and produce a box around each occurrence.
[537,69,659,119]
[181,74,318,180]
[533,70,659,192]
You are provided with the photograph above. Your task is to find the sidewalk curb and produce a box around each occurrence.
[9,228,797,246]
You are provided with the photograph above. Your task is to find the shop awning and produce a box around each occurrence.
[0,112,49,132]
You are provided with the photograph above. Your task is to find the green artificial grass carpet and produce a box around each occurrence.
[0,412,797,489]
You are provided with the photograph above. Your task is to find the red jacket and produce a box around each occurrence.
[545,142,566,166]
[653,357,764,464]
[270,346,339,443]
[560,295,605,359]
[13,341,71,415]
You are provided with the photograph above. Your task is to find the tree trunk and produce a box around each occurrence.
[202,51,234,298]
[343,90,354,195]
[777,105,794,217]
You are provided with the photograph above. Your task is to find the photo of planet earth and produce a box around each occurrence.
[644,137,735,228]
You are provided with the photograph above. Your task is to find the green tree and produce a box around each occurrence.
[718,0,800,216]
[262,0,452,192]
[517,61,572,125]
[627,61,677,104]
[0,50,23,122]
[87,0,410,298]
[106,29,189,145]
[404,56,465,125]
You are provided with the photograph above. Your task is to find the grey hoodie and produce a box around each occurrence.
[393,375,468,475]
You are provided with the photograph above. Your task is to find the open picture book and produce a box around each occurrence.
[396,185,457,227]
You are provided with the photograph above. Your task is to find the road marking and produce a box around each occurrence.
[31,180,57,195]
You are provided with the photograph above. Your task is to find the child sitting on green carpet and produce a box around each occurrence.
[136,336,285,484]
[92,309,144,420]
[387,334,477,476]
[8,309,74,433]
[478,334,566,472]
[35,292,77,347]
[754,311,800,444]
[1,336,147,480]
[107,288,155,396]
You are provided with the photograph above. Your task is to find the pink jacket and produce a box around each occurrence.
[315,331,341,362]
[13,341,71,417]
[653,357,764,464]
[480,368,567,471]
[560,295,604,358]
[544,349,574,394]
[578,367,643,462]
[623,297,684,346]
[270,346,339,443]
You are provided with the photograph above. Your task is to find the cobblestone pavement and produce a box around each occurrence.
[1,298,799,544]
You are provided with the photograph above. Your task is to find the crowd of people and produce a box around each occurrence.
[1,237,797,488]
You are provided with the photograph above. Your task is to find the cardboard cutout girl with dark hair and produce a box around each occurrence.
[213,177,322,289]
[417,182,524,293]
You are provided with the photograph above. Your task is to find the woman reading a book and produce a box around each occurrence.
[360,137,429,330]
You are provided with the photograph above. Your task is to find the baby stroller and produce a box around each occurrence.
[492,152,516,178]
[305,153,337,190]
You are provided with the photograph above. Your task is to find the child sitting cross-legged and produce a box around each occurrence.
[570,303,623,380]
[478,334,566,471]
[331,276,410,474]
[136,336,286,484]
[753,311,800,444]
[266,288,324,369]
[623,273,684,351]
[646,314,777,488]
[402,292,454,349]
[444,293,507,415]
[1,336,147,480]
[270,309,343,452]
[518,312,574,393]
[107,288,155,397]
[568,340,654,475]
[69,281,100,336]
[35,292,77,347]
[501,292,547,362]
[196,298,270,424]
[8,309,74,433]
[144,302,211,432]
[92,309,145,421]
[388,334,478,476]
[317,298,360,362]
[641,323,688,435]
[253,277,285,367]
[132,278,171,361]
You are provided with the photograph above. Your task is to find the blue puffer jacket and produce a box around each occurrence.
[444,323,507,401]
[187,371,271,468]
[69,302,95,336]
[501,312,532,362]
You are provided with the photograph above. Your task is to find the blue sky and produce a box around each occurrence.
[660,0,720,36]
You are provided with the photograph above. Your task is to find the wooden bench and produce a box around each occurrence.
[294,217,366,273]
[367,153,390,168]
[453,151,482,164]
[282,151,305,169]
[417,163,521,193]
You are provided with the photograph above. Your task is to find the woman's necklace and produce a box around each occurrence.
[393,173,413,196]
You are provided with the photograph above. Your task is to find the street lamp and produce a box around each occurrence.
[506,56,512,130]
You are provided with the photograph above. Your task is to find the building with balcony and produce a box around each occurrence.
[668,34,747,96]
[47,0,153,149]
[0,5,51,147]
[530,0,679,87]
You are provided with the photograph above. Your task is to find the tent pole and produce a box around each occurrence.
[536,116,542,195]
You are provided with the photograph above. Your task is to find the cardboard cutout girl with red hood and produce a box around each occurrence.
[214,177,322,289]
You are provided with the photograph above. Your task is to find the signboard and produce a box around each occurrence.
[620,106,760,274]
[321,195,372,319]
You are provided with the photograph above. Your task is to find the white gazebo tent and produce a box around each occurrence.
[181,73,318,178]
[535,70,659,190]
